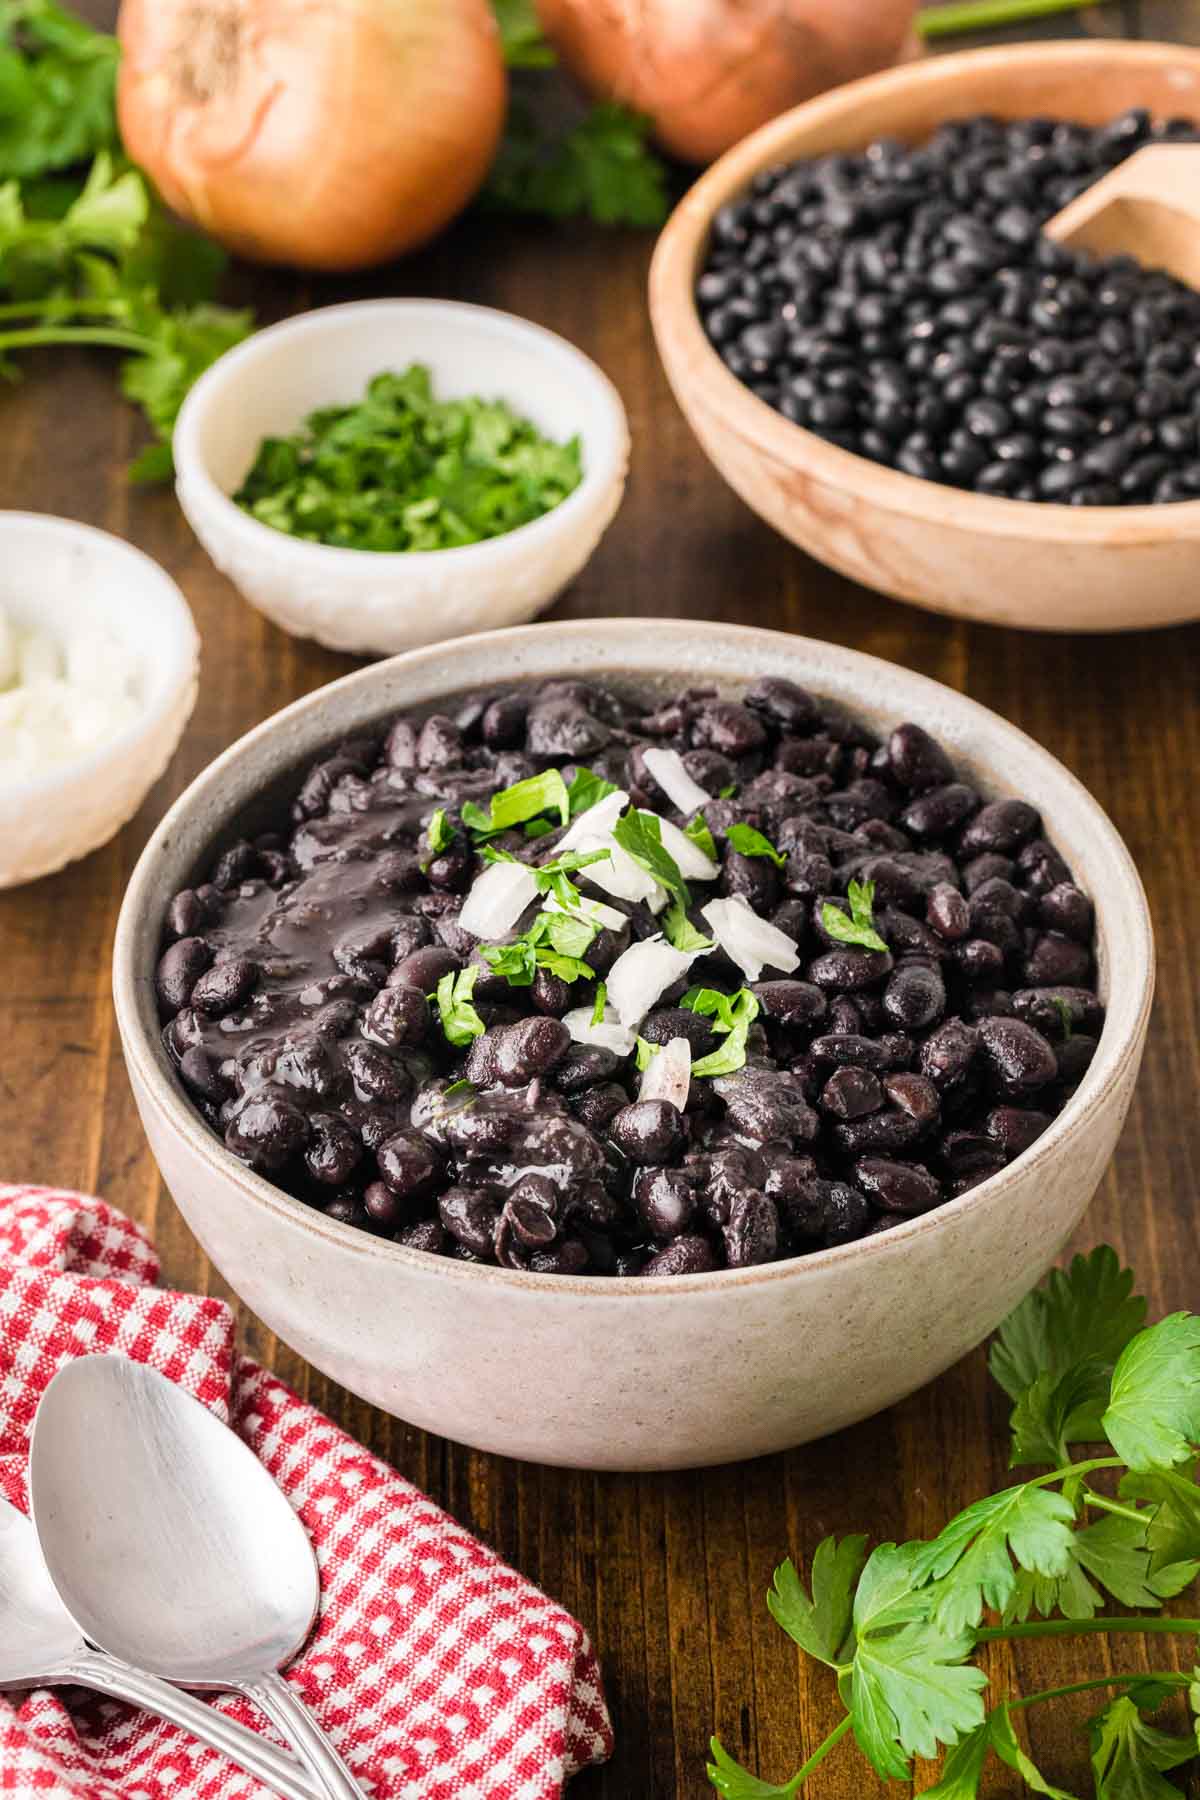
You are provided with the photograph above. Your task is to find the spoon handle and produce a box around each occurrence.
[240,1670,368,1800]
[62,1649,321,1800]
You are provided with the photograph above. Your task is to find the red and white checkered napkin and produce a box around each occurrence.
[0,1184,613,1800]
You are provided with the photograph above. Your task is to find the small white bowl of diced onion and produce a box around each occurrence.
[0,513,199,888]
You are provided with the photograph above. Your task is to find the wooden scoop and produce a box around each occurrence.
[1045,144,1200,287]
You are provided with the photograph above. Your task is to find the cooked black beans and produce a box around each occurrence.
[158,676,1102,1275]
[698,108,1200,506]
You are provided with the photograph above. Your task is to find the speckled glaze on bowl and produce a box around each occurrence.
[112,622,1153,1470]
[649,42,1200,633]
[173,300,630,657]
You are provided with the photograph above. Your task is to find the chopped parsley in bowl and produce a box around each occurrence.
[234,365,584,553]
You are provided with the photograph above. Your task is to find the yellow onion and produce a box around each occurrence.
[117,0,507,271]
[535,0,920,165]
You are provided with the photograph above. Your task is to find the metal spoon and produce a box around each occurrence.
[0,1495,318,1800]
[30,1357,369,1800]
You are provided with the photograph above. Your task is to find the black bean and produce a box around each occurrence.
[377,1131,441,1198]
[1022,932,1091,987]
[883,1072,940,1128]
[552,1044,621,1092]
[753,980,827,1029]
[344,1041,411,1104]
[156,937,213,1014]
[977,1016,1058,1092]
[190,957,257,1018]
[986,1106,1052,1158]
[304,1113,363,1186]
[178,1046,231,1105]
[1011,986,1105,1038]
[853,1157,942,1213]
[919,1018,979,1089]
[833,1109,923,1155]
[439,1187,499,1259]
[724,1192,780,1267]
[883,962,945,1030]
[633,1166,697,1239]
[640,1236,716,1277]
[392,946,461,993]
[927,882,970,941]
[494,1017,571,1085]
[570,1083,630,1132]
[744,675,819,732]
[819,1066,884,1119]
[810,1032,913,1073]
[691,702,768,758]
[900,784,979,839]
[226,1092,308,1171]
[961,799,1041,854]
[807,947,893,991]
[363,984,428,1049]
[609,1100,685,1165]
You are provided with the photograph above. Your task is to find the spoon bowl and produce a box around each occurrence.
[31,1356,366,1799]
[30,1356,316,1688]
[0,1497,81,1684]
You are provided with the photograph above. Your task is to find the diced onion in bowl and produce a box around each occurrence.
[642,747,710,815]
[606,934,704,1028]
[563,1005,638,1056]
[459,858,539,939]
[639,1036,691,1111]
[576,834,667,909]
[701,895,800,982]
[656,813,719,881]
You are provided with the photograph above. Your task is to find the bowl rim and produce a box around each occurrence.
[113,618,1155,1295]
[649,38,1200,544]
[172,297,631,572]
[0,510,198,801]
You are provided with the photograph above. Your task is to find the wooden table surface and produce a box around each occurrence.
[3,10,1200,1796]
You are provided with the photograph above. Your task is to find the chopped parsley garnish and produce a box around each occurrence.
[821,878,888,955]
[718,783,738,800]
[591,982,607,1027]
[611,806,690,907]
[483,908,598,989]
[422,807,454,867]
[481,842,613,914]
[684,812,718,862]
[461,769,570,839]
[566,766,619,817]
[663,900,714,955]
[235,365,583,552]
[524,817,557,840]
[726,822,787,868]
[1051,995,1075,1042]
[635,1037,659,1072]
[432,966,485,1046]
[687,988,760,1078]
[443,1078,475,1099]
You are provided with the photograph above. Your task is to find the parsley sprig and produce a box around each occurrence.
[708,1248,1200,1800]
[726,823,787,869]
[821,878,888,955]
[683,987,760,1079]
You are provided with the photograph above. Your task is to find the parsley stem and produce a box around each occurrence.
[979,1617,1200,1643]
[916,0,1091,36]
[1027,1456,1125,1489]
[0,325,156,355]
[1081,1488,1149,1525]
[785,1715,855,1793]
[1008,1672,1190,1710]
[0,297,129,323]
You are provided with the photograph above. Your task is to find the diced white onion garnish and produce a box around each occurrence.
[642,747,711,815]
[458,858,538,939]
[606,934,704,1028]
[639,1036,691,1111]
[575,834,667,910]
[701,894,800,982]
[563,1005,638,1056]
[64,625,142,698]
[557,788,628,852]
[655,813,719,882]
[542,890,627,933]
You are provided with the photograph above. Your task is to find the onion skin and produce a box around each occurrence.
[535,0,920,165]
[117,0,507,271]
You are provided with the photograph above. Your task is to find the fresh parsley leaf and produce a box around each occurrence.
[991,1246,1147,1468]
[0,0,118,180]
[481,937,539,987]
[1120,1466,1200,1572]
[591,982,607,1028]
[235,366,583,551]
[462,769,570,839]
[726,823,786,868]
[850,1613,987,1774]
[1001,1558,1105,1625]
[524,817,556,840]
[491,0,555,66]
[443,1078,475,1099]
[914,1482,1076,1633]
[683,987,744,1035]
[766,1537,867,1669]
[635,1037,658,1072]
[663,898,713,954]
[119,299,254,474]
[484,97,669,228]
[612,806,689,906]
[690,990,760,1079]
[481,909,596,990]
[705,1738,796,1799]
[684,812,718,863]
[921,1719,993,1800]
[1089,1695,1196,1800]
[1071,1513,1200,1610]
[990,1701,1076,1800]
[719,783,738,800]
[821,878,888,955]
[433,966,485,1046]
[566,766,618,817]
[1102,1315,1200,1472]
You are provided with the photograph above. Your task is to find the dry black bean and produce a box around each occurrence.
[853,1157,942,1214]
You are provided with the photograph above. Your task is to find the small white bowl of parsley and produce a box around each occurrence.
[173,300,630,656]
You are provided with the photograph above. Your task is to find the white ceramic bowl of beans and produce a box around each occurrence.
[112,619,1153,1471]
[0,513,198,889]
[173,300,631,658]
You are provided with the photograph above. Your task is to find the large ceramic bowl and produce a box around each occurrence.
[112,621,1153,1470]
[649,42,1200,633]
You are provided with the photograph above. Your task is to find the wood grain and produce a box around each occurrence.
[2,7,1200,1794]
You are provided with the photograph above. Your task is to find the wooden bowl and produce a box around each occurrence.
[649,42,1200,634]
